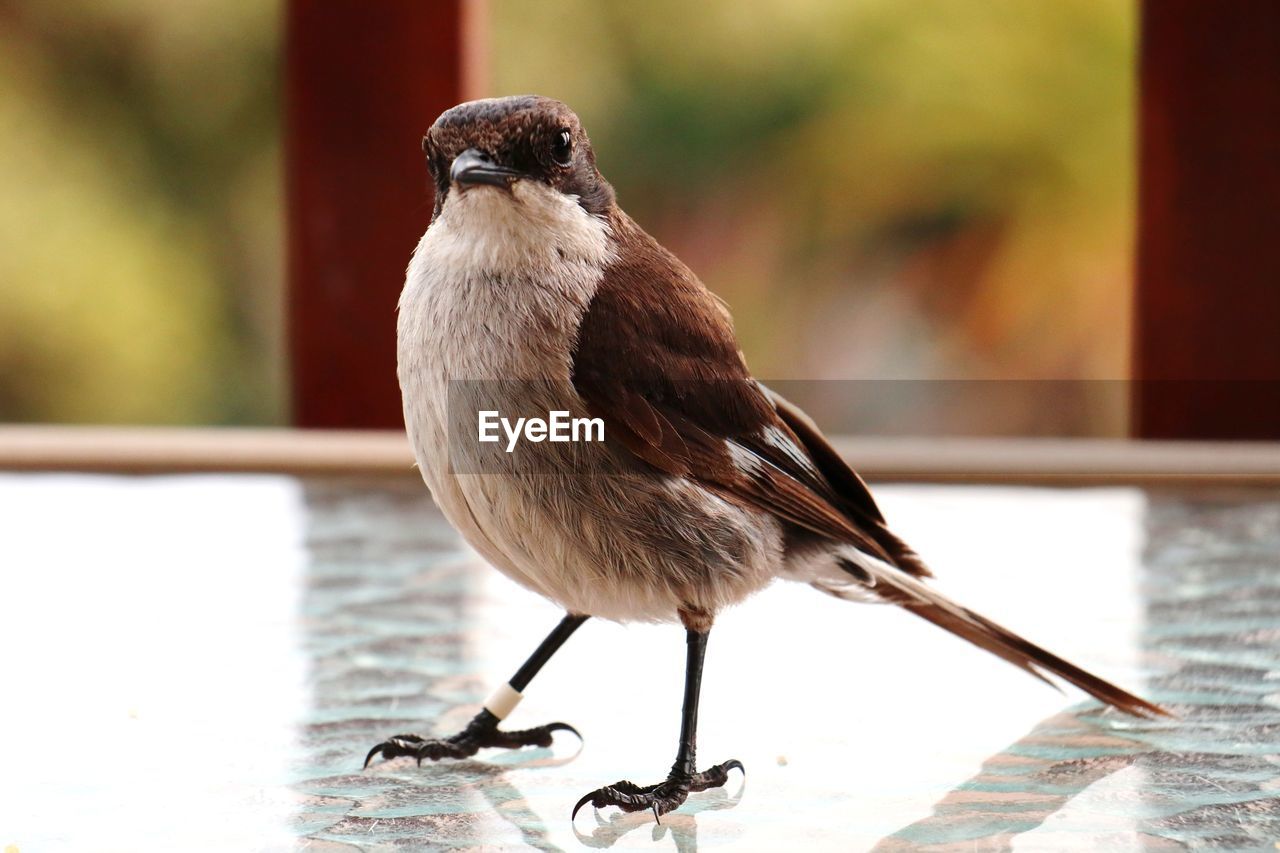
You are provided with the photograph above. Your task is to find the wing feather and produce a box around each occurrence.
[571,212,912,570]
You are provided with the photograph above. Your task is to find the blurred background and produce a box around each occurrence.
[0,0,1135,433]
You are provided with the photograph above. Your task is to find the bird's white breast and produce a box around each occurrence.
[397,181,612,592]
[397,182,781,622]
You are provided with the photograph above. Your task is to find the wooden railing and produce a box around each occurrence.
[1134,0,1280,439]
[3,426,1280,485]
[285,0,483,429]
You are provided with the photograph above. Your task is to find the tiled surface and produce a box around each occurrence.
[2,475,1278,851]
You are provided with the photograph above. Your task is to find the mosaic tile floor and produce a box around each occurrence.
[2,474,1278,851]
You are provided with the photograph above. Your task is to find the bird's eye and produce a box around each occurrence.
[550,128,573,166]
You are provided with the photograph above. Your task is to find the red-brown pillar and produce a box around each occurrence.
[1134,0,1280,439]
[285,0,484,428]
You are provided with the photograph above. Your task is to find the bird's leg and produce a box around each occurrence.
[572,616,744,823]
[364,612,588,767]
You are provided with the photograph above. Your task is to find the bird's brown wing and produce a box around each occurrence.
[570,213,917,570]
[763,385,931,576]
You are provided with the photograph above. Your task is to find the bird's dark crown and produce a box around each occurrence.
[424,95,614,217]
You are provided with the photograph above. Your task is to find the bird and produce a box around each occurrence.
[365,94,1168,821]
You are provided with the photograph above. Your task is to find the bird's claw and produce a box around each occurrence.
[571,759,744,822]
[363,714,581,768]
[363,732,472,767]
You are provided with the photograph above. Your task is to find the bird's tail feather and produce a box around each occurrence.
[834,554,1170,719]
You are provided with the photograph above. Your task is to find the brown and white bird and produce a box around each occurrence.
[366,94,1167,820]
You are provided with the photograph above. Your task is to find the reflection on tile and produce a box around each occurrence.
[2,475,1278,851]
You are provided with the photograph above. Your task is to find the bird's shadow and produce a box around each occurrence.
[345,740,583,851]
[370,743,743,853]
[870,706,1169,851]
[571,779,747,853]
[472,748,578,853]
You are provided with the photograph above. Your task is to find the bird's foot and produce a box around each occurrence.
[363,709,580,767]
[572,759,744,823]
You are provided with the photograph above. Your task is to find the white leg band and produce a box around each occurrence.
[484,683,523,720]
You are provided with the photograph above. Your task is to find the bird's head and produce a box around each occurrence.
[423,95,614,221]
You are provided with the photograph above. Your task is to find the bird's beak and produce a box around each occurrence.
[450,148,520,189]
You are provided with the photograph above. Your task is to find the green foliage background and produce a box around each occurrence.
[0,1,1134,432]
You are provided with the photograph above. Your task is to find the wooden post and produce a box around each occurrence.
[285,0,484,428]
[1134,0,1280,439]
